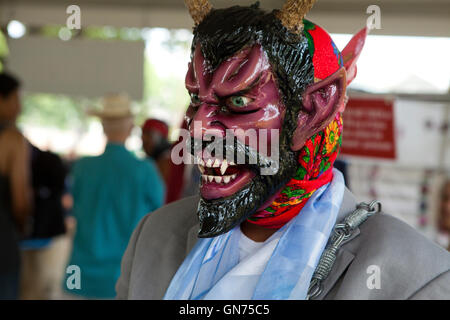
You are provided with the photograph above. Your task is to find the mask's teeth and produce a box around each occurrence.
[213,158,221,168]
[206,159,213,168]
[198,165,205,174]
[202,173,237,184]
[220,160,228,175]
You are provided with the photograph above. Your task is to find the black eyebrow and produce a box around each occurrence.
[218,73,263,99]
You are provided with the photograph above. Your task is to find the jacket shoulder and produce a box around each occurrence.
[117,195,200,299]
[358,213,449,269]
[336,212,450,299]
[139,195,199,242]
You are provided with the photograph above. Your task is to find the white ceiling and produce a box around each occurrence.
[3,0,449,13]
[1,0,449,37]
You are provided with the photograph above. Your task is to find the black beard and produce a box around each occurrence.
[196,130,298,238]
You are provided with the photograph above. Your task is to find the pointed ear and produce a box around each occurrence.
[341,27,368,85]
[291,67,347,151]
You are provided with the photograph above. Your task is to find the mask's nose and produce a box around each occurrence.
[189,103,226,140]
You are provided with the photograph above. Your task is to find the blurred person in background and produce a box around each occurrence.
[0,72,32,299]
[19,144,69,300]
[63,94,165,299]
[437,179,450,251]
[164,117,200,205]
[141,118,171,185]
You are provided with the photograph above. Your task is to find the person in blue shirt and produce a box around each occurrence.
[63,94,165,299]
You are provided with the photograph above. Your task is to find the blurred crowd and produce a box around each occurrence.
[0,72,198,299]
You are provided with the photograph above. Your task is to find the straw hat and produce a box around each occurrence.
[88,93,134,119]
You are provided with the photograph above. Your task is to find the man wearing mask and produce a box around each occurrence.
[116,1,450,300]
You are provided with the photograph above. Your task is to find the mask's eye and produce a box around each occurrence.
[228,96,252,108]
[190,93,201,106]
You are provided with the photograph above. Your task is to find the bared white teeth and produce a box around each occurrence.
[199,158,238,184]
[201,173,238,185]
[203,158,237,168]
[220,160,228,175]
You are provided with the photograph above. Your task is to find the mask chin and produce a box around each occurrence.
[197,175,263,238]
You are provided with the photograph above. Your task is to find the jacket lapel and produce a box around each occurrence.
[186,223,200,256]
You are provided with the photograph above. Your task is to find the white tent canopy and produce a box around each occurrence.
[1,0,449,37]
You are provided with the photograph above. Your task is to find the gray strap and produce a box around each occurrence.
[307,200,382,300]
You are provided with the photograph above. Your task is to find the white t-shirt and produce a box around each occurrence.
[203,226,281,299]
[238,228,268,261]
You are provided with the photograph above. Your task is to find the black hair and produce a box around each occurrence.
[0,72,20,98]
[192,4,314,138]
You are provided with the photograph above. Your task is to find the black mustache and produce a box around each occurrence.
[187,136,276,170]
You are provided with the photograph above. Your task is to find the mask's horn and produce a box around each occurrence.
[184,0,213,25]
[276,0,318,34]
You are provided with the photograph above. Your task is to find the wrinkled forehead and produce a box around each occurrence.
[185,43,271,96]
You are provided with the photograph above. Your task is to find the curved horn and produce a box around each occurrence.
[184,0,212,25]
[276,0,317,34]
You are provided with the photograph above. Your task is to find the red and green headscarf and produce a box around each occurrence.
[248,20,347,229]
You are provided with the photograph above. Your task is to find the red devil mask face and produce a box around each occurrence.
[184,4,367,237]
[186,44,285,200]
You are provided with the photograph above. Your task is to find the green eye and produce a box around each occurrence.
[229,96,251,108]
[190,93,201,105]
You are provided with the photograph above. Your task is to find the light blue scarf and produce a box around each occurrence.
[164,169,345,300]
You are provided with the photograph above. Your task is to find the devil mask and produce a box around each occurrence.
[184,0,367,237]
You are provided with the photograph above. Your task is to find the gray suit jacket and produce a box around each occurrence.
[116,188,450,299]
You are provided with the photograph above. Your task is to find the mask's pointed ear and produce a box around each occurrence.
[341,27,368,85]
[291,67,346,151]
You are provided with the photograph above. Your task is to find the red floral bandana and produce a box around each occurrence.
[247,113,343,229]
